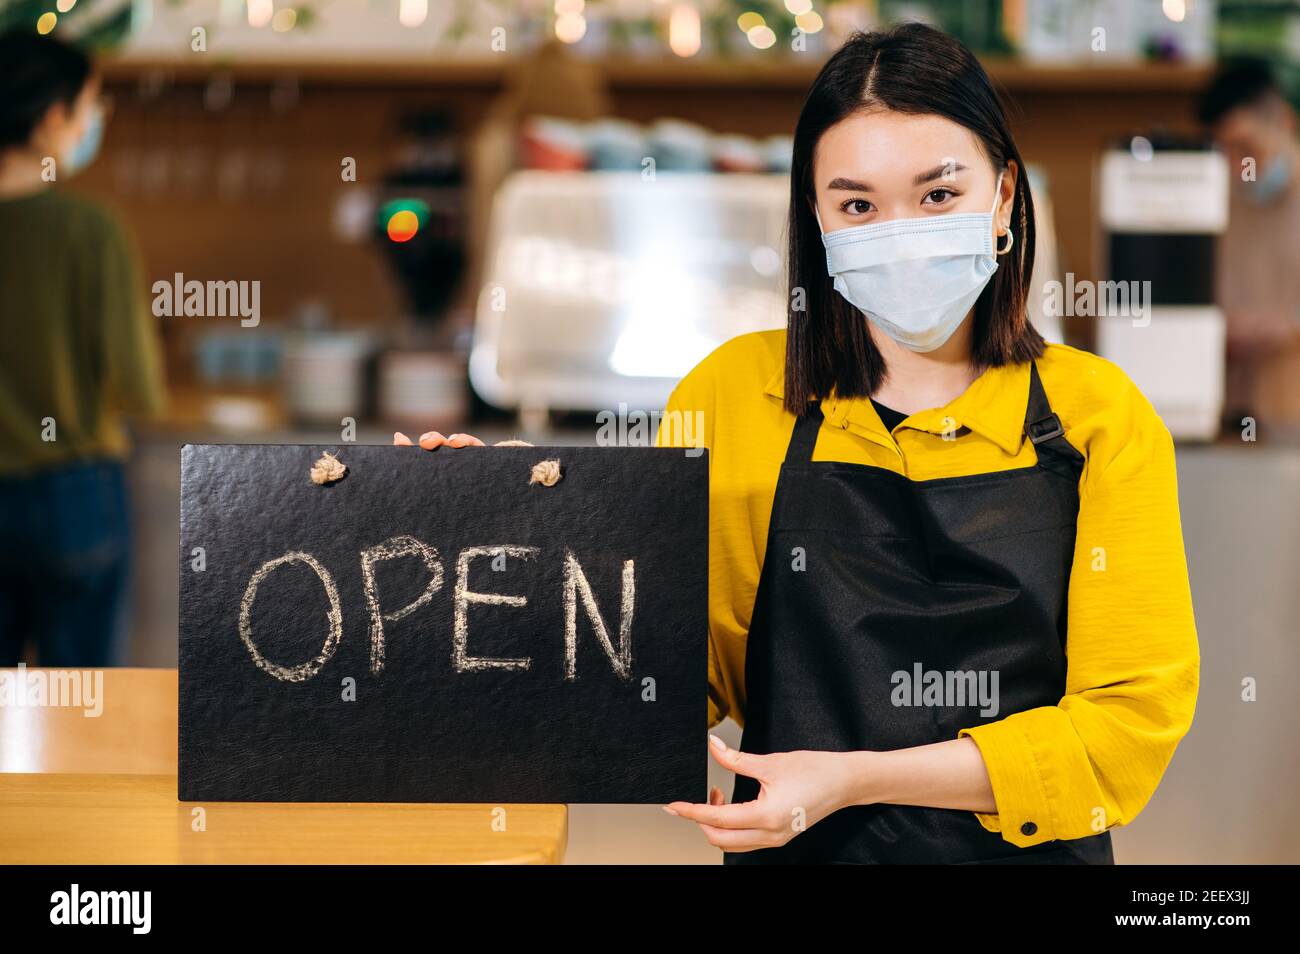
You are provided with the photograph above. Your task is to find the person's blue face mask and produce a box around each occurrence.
[1248,148,1293,205]
[63,101,104,176]
[815,171,1007,353]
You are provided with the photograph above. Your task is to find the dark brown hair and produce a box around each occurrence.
[1197,57,1282,126]
[0,31,93,149]
[784,22,1043,415]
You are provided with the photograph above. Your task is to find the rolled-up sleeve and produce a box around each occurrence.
[958,379,1200,847]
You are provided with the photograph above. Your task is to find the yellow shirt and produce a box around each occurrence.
[655,329,1200,849]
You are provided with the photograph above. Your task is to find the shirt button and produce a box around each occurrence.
[1020,821,1038,836]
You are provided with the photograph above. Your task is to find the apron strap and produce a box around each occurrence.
[786,403,825,464]
[1024,361,1085,472]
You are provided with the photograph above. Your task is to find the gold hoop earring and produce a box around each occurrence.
[996,228,1015,255]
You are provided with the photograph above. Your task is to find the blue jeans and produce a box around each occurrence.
[0,459,132,666]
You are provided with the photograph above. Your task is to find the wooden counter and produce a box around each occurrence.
[0,668,567,864]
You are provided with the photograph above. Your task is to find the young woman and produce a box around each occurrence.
[0,32,165,666]
[400,22,1200,865]
[652,23,1199,864]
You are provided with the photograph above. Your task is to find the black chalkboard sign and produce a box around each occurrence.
[178,444,708,804]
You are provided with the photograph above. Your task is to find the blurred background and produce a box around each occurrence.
[1,0,1298,863]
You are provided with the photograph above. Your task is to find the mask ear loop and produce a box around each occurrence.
[993,169,1014,255]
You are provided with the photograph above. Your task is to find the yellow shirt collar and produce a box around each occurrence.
[763,360,1031,457]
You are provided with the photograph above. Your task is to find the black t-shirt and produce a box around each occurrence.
[871,398,907,433]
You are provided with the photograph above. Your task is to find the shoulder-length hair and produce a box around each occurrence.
[784,22,1043,415]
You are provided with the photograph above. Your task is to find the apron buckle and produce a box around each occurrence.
[1027,413,1065,444]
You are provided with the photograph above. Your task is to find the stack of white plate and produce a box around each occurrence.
[378,350,468,431]
[281,331,374,426]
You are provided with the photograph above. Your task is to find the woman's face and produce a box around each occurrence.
[33,74,103,161]
[812,109,1016,239]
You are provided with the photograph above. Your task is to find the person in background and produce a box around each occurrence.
[0,31,166,666]
[1198,59,1300,439]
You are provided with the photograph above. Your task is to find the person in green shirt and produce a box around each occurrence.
[0,31,166,665]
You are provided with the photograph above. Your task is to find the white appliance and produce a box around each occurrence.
[470,171,789,417]
[1095,142,1229,440]
[1025,163,1065,344]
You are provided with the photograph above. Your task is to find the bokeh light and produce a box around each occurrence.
[36,12,57,34]
[247,0,274,28]
[795,10,823,33]
[555,12,587,43]
[386,210,420,244]
[399,0,428,28]
[747,25,776,50]
[669,4,701,58]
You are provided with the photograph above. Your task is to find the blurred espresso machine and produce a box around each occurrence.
[470,170,788,422]
[1095,137,1229,440]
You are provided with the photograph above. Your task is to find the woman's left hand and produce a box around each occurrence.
[393,431,486,448]
[663,734,866,852]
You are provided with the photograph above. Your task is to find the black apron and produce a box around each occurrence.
[725,361,1114,865]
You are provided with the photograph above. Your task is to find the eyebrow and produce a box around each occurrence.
[826,176,873,191]
[914,162,967,186]
[825,163,969,193]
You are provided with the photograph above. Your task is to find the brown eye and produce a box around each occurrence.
[841,199,872,215]
[925,189,956,205]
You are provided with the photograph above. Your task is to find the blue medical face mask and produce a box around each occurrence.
[816,172,1007,353]
[62,101,104,176]
[1247,147,1292,205]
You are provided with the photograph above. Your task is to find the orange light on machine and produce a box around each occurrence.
[386,210,420,243]
[379,198,430,244]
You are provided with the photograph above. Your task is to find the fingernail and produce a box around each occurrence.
[419,432,436,442]
[662,805,679,816]
[709,734,727,751]
[393,432,412,446]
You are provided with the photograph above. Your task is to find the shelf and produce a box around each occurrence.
[100,53,1214,94]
